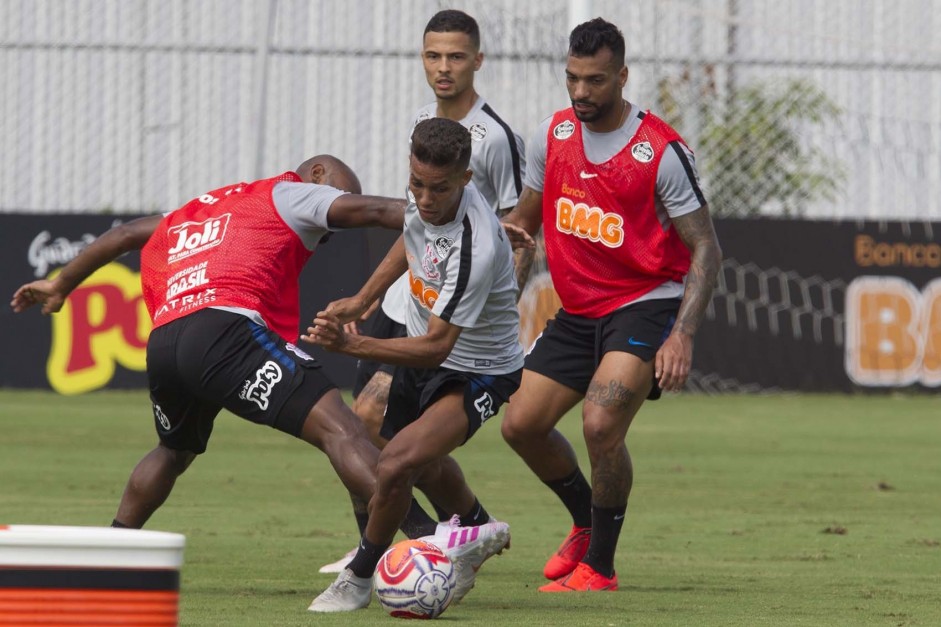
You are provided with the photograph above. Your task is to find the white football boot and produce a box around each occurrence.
[317,547,357,574]
[307,568,372,613]
[421,516,510,604]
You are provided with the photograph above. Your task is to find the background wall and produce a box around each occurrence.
[2,1,939,394]
[1,0,938,220]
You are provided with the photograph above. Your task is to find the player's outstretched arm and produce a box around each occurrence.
[327,194,407,231]
[10,215,161,315]
[655,205,722,392]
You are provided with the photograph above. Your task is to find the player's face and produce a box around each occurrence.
[565,47,628,125]
[421,31,482,101]
[408,155,472,226]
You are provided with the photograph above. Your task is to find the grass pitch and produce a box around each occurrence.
[1,390,939,626]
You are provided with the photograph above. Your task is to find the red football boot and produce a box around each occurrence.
[539,562,618,592]
[543,525,591,580]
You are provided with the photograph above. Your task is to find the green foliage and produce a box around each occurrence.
[1,391,940,626]
[660,77,844,217]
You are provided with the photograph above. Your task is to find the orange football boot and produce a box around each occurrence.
[543,525,591,580]
[539,562,618,592]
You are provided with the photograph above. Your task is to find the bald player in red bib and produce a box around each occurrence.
[501,18,722,592]
[12,156,404,533]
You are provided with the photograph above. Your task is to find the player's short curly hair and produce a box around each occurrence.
[410,118,472,172]
[569,18,625,67]
[424,9,480,49]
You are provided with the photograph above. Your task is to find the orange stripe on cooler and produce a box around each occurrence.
[0,589,178,625]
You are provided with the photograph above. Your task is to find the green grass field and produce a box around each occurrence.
[1,390,939,626]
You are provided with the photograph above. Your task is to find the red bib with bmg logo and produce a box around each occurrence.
[140,171,312,341]
[543,108,691,318]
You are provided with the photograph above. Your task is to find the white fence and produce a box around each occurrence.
[1,0,939,219]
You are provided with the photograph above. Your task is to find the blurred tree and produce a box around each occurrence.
[658,76,844,217]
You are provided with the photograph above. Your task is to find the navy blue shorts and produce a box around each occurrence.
[524,299,680,400]
[381,366,522,444]
[146,308,335,453]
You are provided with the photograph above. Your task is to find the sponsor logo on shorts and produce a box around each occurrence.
[167,213,231,263]
[631,141,654,163]
[240,361,282,410]
[153,403,171,431]
[553,120,575,140]
[285,342,314,361]
[628,336,652,347]
[474,392,496,423]
[469,122,487,141]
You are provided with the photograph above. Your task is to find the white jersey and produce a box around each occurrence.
[382,96,526,324]
[402,182,524,375]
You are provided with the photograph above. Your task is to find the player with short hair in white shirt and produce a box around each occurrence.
[306,118,524,612]
[318,8,527,577]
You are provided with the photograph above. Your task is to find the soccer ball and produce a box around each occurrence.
[374,539,456,619]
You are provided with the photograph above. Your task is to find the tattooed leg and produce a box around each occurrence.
[582,352,652,508]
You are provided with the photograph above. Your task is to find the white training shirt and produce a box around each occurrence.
[402,182,524,374]
[382,95,526,324]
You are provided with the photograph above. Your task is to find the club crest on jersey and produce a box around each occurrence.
[469,122,488,141]
[240,361,282,410]
[422,243,441,280]
[434,236,453,258]
[553,120,575,140]
[167,213,231,263]
[631,141,655,163]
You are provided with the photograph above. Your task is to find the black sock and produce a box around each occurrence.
[347,536,390,579]
[399,497,438,539]
[354,510,369,536]
[431,500,452,523]
[458,499,490,527]
[111,519,130,528]
[543,468,593,529]
[582,503,626,578]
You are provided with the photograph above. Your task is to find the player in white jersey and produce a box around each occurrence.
[353,8,524,434]
[305,118,523,612]
[319,8,527,576]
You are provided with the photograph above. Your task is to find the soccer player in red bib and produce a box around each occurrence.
[501,18,722,592]
[11,156,404,533]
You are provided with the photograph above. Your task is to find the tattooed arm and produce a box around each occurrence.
[655,206,722,392]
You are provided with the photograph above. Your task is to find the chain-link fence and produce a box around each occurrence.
[2,0,938,219]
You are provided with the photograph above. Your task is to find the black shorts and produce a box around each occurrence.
[380,366,522,444]
[352,307,407,398]
[146,308,335,453]
[525,298,680,400]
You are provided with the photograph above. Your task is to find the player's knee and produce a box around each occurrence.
[501,412,538,448]
[581,414,624,451]
[158,445,197,476]
[376,448,418,489]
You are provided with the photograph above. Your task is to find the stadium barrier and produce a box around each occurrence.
[1,214,938,393]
